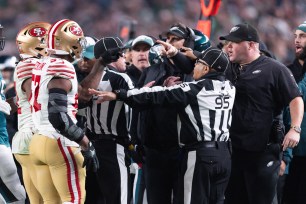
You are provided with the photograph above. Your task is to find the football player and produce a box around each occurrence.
[0,24,27,204]
[29,19,99,204]
[13,21,54,204]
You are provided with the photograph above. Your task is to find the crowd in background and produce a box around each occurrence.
[0,0,305,64]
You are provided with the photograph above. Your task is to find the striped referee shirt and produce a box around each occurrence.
[116,72,236,147]
[86,66,134,139]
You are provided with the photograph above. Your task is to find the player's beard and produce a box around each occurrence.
[297,46,306,61]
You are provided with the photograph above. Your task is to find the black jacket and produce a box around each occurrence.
[126,64,142,87]
[227,56,300,151]
[287,58,306,83]
[137,58,193,150]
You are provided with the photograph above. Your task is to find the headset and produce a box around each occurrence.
[184,26,196,49]
[159,23,196,49]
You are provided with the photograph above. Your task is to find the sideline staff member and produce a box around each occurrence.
[221,23,304,204]
[89,47,235,204]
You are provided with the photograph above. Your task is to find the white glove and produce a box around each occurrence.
[0,99,11,115]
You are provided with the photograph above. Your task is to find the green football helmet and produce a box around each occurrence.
[193,29,211,52]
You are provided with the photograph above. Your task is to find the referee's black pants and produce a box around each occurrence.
[225,143,281,204]
[85,139,129,204]
[179,141,231,204]
[144,146,181,204]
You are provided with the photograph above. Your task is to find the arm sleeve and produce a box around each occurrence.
[48,88,84,143]
[171,52,195,74]
[116,82,195,108]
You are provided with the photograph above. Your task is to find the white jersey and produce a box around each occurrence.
[14,58,37,130]
[12,58,38,154]
[30,57,79,146]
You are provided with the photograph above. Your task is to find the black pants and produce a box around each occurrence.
[179,141,231,204]
[144,146,181,204]
[283,156,306,204]
[273,173,287,204]
[85,139,129,204]
[225,144,281,204]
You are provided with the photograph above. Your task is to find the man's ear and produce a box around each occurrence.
[204,65,210,73]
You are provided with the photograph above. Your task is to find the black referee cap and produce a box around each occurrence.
[94,37,124,59]
[199,47,229,73]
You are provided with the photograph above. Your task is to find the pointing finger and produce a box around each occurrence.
[156,40,171,49]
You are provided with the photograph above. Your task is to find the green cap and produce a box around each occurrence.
[83,36,96,59]
[297,21,306,33]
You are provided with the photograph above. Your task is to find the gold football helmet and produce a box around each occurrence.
[48,19,85,59]
[16,22,51,58]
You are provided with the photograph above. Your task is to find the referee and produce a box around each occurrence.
[89,47,235,204]
[83,37,134,204]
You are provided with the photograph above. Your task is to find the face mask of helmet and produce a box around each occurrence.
[16,22,51,58]
[48,19,85,59]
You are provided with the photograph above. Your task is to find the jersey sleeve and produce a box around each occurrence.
[15,59,37,81]
[14,59,37,96]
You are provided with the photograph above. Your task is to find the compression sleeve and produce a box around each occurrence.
[48,88,84,143]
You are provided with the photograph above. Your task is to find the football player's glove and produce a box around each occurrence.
[81,142,99,172]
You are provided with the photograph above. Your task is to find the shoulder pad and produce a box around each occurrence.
[46,58,76,79]
[16,58,37,80]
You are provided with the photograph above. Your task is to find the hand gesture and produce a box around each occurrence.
[156,40,178,58]
[180,47,198,60]
[88,88,116,103]
[163,76,182,87]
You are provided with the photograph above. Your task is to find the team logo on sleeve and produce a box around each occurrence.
[29,27,47,37]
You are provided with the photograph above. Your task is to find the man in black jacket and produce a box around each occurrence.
[221,23,303,204]
[133,23,195,204]
[125,35,154,204]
